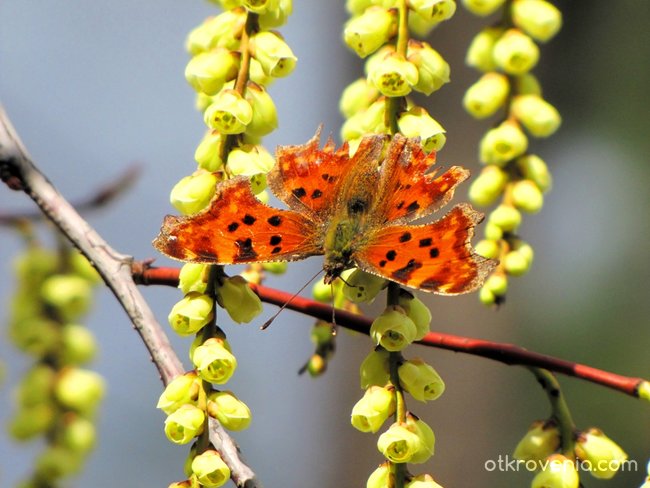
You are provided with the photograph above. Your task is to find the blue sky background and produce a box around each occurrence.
[1,2,649,487]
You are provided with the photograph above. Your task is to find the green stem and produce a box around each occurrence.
[529,368,576,458]
[395,0,409,57]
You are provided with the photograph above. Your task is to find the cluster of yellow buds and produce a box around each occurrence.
[163,1,295,485]
[341,0,455,152]
[7,243,103,487]
[461,0,562,305]
[513,420,628,487]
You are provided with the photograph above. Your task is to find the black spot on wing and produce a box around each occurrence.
[242,214,256,225]
[399,232,412,243]
[406,201,420,213]
[292,187,307,199]
[235,238,257,261]
[419,238,432,247]
[267,215,282,227]
[311,189,323,199]
[430,247,439,258]
[270,235,282,246]
[392,259,423,282]
[227,222,239,232]
[419,277,443,290]
[386,250,397,261]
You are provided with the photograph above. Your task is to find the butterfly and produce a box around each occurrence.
[153,130,496,294]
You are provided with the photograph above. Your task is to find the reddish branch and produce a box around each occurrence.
[136,265,647,399]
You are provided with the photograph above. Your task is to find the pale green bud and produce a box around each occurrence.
[192,337,238,384]
[516,153,552,192]
[196,92,214,113]
[484,272,508,296]
[503,249,531,276]
[397,106,446,152]
[69,252,101,284]
[463,72,510,119]
[340,78,380,118]
[366,463,392,488]
[360,349,391,389]
[479,120,528,166]
[461,0,506,16]
[405,414,436,464]
[484,221,503,240]
[157,371,201,415]
[17,365,56,407]
[466,27,503,72]
[164,404,205,445]
[370,305,417,351]
[312,277,336,303]
[178,263,209,295]
[249,31,297,78]
[168,292,214,336]
[9,403,56,439]
[475,239,500,260]
[54,367,105,414]
[489,204,521,231]
[344,7,397,58]
[195,131,224,172]
[191,450,230,487]
[515,72,542,95]
[185,10,246,54]
[479,285,496,305]
[369,52,419,97]
[262,261,288,274]
[310,323,331,349]
[407,40,450,95]
[638,381,650,402]
[248,57,274,86]
[170,172,218,215]
[61,416,96,453]
[41,274,93,321]
[511,94,562,137]
[306,353,327,376]
[13,246,57,285]
[398,294,432,340]
[408,11,439,37]
[342,269,386,303]
[410,0,457,24]
[9,317,59,357]
[351,385,396,433]
[207,390,252,431]
[216,275,263,324]
[468,165,509,206]
[227,144,275,177]
[35,446,83,479]
[185,49,240,96]
[60,323,97,365]
[341,99,388,141]
[515,241,534,264]
[259,0,292,29]
[511,179,544,213]
[398,359,445,402]
[512,0,562,42]
[575,428,628,480]
[531,454,579,488]
[513,420,560,461]
[377,422,423,463]
[204,89,253,134]
[405,473,444,488]
[493,28,540,75]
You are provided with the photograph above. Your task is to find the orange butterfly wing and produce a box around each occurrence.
[354,204,496,294]
[153,177,321,264]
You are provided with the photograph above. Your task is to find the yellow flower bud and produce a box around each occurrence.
[54,367,105,414]
[191,450,230,487]
[195,130,225,172]
[515,72,542,96]
[513,420,560,461]
[468,165,509,206]
[511,179,544,213]
[9,317,58,357]
[341,99,389,141]
[475,239,500,260]
[479,120,528,166]
[168,292,214,336]
[575,428,628,480]
[370,305,418,351]
[351,385,396,433]
[405,414,436,464]
[366,462,392,488]
[369,52,419,97]
[398,106,446,152]
[245,83,278,137]
[69,251,101,284]
[204,89,253,134]
[9,403,56,440]
[484,221,503,240]
[503,249,531,276]
[164,404,205,445]
[170,172,218,215]
[493,28,540,75]
[511,94,562,137]
[461,0,506,16]
[17,365,56,407]
[377,422,423,463]
[463,72,510,119]
[638,381,650,402]
[306,353,327,376]
[512,0,562,42]
[531,454,579,488]
[516,154,552,192]
[249,30,296,77]
[484,271,508,296]
[178,263,209,295]
[410,0,457,24]
[185,49,240,96]
[157,371,201,415]
[360,349,391,389]
[407,40,450,95]
[262,261,288,274]
[227,144,275,176]
[479,285,496,305]
[216,275,263,324]
[344,6,397,58]
[40,274,93,321]
[185,9,246,54]
[35,445,83,479]
[340,78,380,118]
[192,337,238,384]
[466,27,503,72]
[207,390,252,431]
[398,359,445,402]
[405,474,444,488]
[258,0,292,29]
[60,323,97,365]
[398,294,432,341]
[342,269,386,303]
[61,416,96,453]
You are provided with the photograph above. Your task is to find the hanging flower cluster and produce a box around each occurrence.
[161,1,294,486]
[7,238,103,486]
[460,0,562,305]
[342,1,455,486]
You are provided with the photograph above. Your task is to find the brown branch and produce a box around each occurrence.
[136,265,648,399]
[0,164,142,226]
[0,105,260,488]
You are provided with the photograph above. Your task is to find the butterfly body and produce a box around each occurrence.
[154,131,496,294]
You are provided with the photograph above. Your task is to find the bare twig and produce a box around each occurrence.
[136,265,648,399]
[0,105,260,488]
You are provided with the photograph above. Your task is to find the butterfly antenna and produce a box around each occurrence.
[260,268,324,330]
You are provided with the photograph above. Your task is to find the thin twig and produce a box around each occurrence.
[136,265,649,399]
[0,105,260,488]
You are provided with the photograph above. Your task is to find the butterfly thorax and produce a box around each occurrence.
[322,214,367,284]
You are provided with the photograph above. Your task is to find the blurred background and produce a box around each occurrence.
[0,1,648,487]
